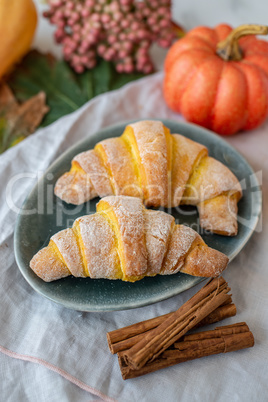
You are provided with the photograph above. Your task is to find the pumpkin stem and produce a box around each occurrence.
[216,24,268,61]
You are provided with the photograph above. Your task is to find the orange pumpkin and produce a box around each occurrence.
[163,24,268,135]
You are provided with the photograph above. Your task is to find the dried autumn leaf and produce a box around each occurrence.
[0,84,49,153]
[0,84,17,111]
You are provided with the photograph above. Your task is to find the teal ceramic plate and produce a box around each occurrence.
[14,119,261,312]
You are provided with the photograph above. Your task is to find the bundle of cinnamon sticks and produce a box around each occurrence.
[107,277,254,380]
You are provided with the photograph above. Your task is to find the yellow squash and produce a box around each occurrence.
[0,0,37,78]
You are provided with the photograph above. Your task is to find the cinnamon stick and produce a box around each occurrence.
[118,322,254,380]
[180,322,248,343]
[195,302,236,328]
[108,303,236,354]
[122,277,231,370]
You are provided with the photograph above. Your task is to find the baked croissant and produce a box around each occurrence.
[30,196,229,283]
[55,120,242,236]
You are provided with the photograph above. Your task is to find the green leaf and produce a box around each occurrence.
[8,51,146,127]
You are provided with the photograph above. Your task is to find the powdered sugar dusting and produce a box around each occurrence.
[51,228,85,277]
[129,121,169,206]
[181,244,229,277]
[54,120,241,235]
[198,195,238,236]
[161,225,199,275]
[98,138,140,197]
[184,156,242,205]
[30,244,70,282]
[172,134,208,206]
[54,170,97,205]
[99,196,147,278]
[75,149,113,197]
[30,194,229,282]
[76,214,120,279]
[144,210,174,275]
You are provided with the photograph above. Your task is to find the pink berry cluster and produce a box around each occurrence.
[44,0,175,74]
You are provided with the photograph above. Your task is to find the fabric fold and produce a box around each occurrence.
[1,72,268,402]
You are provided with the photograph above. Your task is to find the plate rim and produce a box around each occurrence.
[14,118,262,312]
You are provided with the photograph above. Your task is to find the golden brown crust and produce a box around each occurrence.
[144,210,175,276]
[74,214,121,279]
[182,156,242,205]
[97,196,148,281]
[53,120,242,236]
[127,121,172,207]
[197,194,239,236]
[171,134,208,207]
[51,228,86,277]
[74,149,113,197]
[180,243,229,277]
[54,168,97,205]
[95,138,141,198]
[30,243,70,282]
[161,225,199,275]
[30,196,229,283]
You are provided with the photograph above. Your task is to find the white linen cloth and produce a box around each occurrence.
[1,72,268,401]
